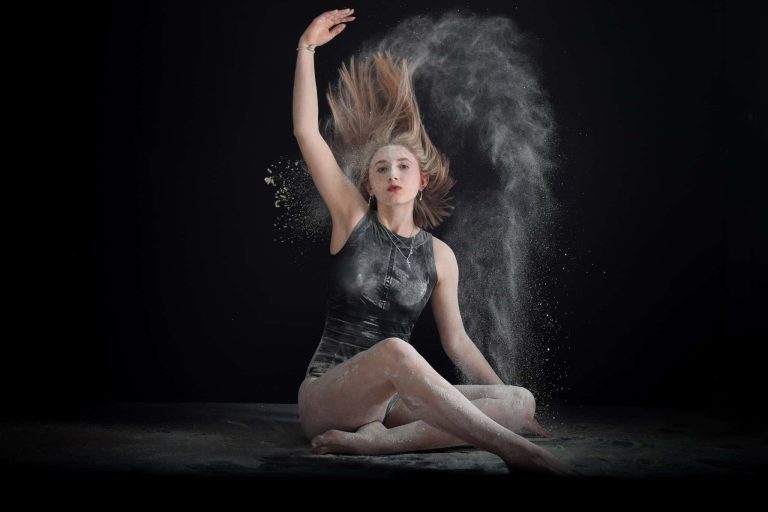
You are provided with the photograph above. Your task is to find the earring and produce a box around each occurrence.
[419,190,423,201]
[368,194,373,207]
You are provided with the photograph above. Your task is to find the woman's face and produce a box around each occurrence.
[366,145,427,206]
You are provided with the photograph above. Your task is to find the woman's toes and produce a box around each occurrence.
[525,417,554,438]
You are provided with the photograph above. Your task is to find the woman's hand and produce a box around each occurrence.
[299,8,356,48]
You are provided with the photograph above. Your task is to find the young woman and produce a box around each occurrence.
[292,8,578,478]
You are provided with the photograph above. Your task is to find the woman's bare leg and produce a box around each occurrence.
[312,383,552,455]
[312,397,506,454]
[304,338,578,477]
[388,342,576,475]
[380,384,553,438]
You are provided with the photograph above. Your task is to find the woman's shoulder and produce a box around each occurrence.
[431,233,456,254]
[431,234,449,254]
[431,235,458,285]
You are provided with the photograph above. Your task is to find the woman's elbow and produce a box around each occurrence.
[442,333,470,357]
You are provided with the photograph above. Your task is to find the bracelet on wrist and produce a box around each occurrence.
[296,43,316,53]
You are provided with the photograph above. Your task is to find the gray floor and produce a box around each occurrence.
[1,402,765,490]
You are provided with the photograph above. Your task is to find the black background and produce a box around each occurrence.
[12,0,764,415]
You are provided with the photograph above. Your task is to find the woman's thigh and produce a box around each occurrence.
[453,384,533,404]
[298,338,411,439]
[383,383,534,429]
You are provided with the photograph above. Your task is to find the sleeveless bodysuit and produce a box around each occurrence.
[305,208,438,380]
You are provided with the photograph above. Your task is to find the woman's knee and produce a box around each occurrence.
[379,337,419,364]
[506,385,536,419]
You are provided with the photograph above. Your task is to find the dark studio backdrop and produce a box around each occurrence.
[11,0,764,416]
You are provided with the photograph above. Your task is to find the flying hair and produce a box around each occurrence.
[321,50,457,230]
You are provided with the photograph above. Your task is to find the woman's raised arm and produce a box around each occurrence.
[293,8,355,137]
[291,9,366,240]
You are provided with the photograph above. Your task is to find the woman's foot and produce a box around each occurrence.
[310,421,387,455]
[524,416,554,438]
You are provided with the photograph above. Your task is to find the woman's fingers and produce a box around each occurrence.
[321,9,355,29]
[325,8,354,19]
[308,8,354,43]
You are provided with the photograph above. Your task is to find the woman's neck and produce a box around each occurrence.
[375,206,420,237]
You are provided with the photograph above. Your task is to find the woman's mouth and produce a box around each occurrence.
[388,186,402,192]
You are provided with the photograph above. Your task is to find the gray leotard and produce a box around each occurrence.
[305,208,437,379]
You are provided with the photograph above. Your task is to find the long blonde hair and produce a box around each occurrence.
[321,50,456,230]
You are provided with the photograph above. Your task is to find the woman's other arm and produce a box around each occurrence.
[450,337,505,386]
[431,237,504,385]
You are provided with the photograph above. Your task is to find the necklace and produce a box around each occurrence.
[377,215,419,267]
